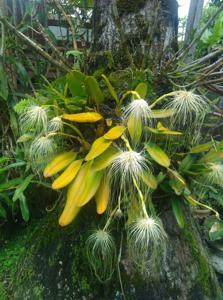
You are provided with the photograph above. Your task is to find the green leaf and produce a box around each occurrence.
[150,109,175,118]
[168,169,186,186]
[104,126,126,140]
[179,154,197,173]
[19,193,29,222]
[0,59,8,100]
[66,70,86,98]
[102,74,119,104]
[15,62,29,83]
[199,150,223,163]
[140,171,158,190]
[146,122,182,135]
[169,178,184,195]
[66,50,83,58]
[145,142,170,167]
[92,146,120,171]
[0,178,22,191]
[128,115,142,144]
[135,82,147,99]
[171,197,185,228]
[13,175,34,202]
[0,161,26,174]
[85,76,104,106]
[0,156,11,165]
[85,137,112,161]
[190,141,213,154]
[0,204,7,219]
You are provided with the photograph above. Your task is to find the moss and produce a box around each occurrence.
[48,243,62,267]
[183,228,211,295]
[93,68,105,80]
[117,0,147,14]
[32,284,44,299]
[0,211,115,299]
[88,51,114,74]
[0,228,29,298]
[0,282,6,300]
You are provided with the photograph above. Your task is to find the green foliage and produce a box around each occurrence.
[102,74,119,104]
[13,68,223,281]
[135,82,148,99]
[0,155,32,222]
[171,197,185,229]
[66,50,84,69]
[0,60,8,101]
[85,76,105,107]
[66,71,86,99]
[196,4,223,56]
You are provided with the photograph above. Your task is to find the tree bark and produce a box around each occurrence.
[91,0,178,70]
[184,0,204,61]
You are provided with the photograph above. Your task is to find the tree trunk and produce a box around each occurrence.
[0,1,222,300]
[184,0,204,61]
[91,0,178,70]
[89,0,223,299]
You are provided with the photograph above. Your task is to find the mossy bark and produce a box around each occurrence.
[0,206,222,299]
[91,0,178,70]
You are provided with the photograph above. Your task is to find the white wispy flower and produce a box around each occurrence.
[86,230,116,282]
[48,117,63,132]
[123,99,152,143]
[128,217,167,248]
[123,99,152,122]
[206,163,223,186]
[109,150,149,180]
[127,216,167,273]
[30,135,56,161]
[165,91,206,127]
[20,105,48,132]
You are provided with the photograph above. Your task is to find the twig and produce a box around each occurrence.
[176,48,223,73]
[201,78,223,85]
[206,71,223,77]
[0,17,70,72]
[38,22,70,67]
[164,4,223,70]
[53,0,78,50]
[199,57,223,73]
[178,3,223,60]
[204,84,223,95]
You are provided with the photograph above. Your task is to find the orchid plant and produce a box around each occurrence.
[15,70,223,281]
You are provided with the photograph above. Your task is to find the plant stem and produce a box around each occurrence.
[62,121,84,139]
[121,135,132,151]
[103,205,119,231]
[150,91,177,108]
[48,132,82,143]
[132,175,148,219]
[119,91,141,107]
